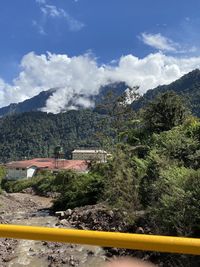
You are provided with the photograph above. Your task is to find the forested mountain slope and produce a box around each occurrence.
[132,69,200,116]
[0,89,56,117]
[0,110,110,162]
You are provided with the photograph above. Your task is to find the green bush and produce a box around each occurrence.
[142,91,188,133]
[148,167,200,237]
[2,172,55,194]
[53,171,104,210]
[97,147,147,215]
[0,166,6,193]
[152,126,199,168]
[2,178,38,193]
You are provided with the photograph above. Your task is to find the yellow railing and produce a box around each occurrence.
[0,224,200,255]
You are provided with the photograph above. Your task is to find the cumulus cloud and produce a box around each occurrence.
[140,32,179,52]
[0,51,200,113]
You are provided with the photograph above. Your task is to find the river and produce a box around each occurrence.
[0,193,106,267]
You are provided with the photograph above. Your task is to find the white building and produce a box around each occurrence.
[72,149,108,162]
[6,164,37,180]
[7,166,37,180]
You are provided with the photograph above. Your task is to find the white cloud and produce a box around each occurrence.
[32,20,46,35]
[41,5,63,18]
[140,32,178,52]
[0,52,200,113]
[35,0,46,4]
[39,4,84,31]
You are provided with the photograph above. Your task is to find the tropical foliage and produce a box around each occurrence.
[2,91,200,251]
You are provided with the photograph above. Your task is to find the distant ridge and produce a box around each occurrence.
[2,69,200,117]
[0,89,56,117]
[0,82,128,117]
[132,69,200,117]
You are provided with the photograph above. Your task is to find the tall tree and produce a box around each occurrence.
[142,91,189,133]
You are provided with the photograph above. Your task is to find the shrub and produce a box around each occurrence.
[0,166,6,193]
[53,171,104,210]
[149,167,200,237]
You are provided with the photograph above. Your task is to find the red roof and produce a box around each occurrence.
[6,158,89,172]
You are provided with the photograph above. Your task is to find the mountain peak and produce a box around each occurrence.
[0,82,129,117]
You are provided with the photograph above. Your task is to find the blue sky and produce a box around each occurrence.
[1,0,200,112]
[1,0,200,81]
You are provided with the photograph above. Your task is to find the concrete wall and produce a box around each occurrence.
[7,166,37,180]
[7,168,27,180]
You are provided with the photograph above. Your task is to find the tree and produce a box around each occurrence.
[96,87,139,138]
[149,167,200,237]
[101,146,146,217]
[142,91,189,133]
[0,166,6,192]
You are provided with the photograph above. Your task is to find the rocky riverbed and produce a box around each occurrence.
[1,191,196,267]
[0,192,106,267]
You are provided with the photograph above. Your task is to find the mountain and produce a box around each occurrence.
[94,82,129,104]
[0,110,111,162]
[132,69,200,116]
[0,89,56,117]
[0,82,128,117]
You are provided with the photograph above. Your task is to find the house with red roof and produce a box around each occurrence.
[5,158,89,180]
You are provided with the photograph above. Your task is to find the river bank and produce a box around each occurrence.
[1,192,196,267]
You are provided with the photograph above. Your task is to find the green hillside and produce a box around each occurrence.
[132,69,200,116]
[0,110,111,162]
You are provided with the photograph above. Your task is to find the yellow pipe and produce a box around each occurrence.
[0,224,200,255]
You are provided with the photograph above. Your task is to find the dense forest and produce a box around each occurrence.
[2,90,200,266]
[1,70,200,164]
[0,110,112,162]
[0,81,134,163]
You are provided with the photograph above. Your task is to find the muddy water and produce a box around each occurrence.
[7,210,56,267]
[4,205,106,266]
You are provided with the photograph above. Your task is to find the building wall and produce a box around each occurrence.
[27,167,37,178]
[72,152,107,162]
[7,166,37,180]
[7,168,28,180]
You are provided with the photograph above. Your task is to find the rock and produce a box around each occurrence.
[108,210,114,217]
[136,227,144,234]
[87,250,94,256]
[55,211,65,219]
[61,204,128,232]
[69,255,79,267]
[46,192,61,198]
[1,191,9,197]
[48,255,54,261]
[59,219,69,226]
[64,209,72,218]
[3,255,17,262]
